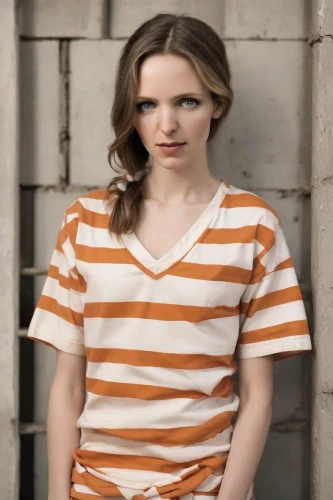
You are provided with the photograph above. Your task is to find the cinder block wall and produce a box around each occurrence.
[18,1,313,499]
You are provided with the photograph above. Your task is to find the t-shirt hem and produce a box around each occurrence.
[28,325,85,356]
[237,334,312,361]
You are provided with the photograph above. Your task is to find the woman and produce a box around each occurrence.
[28,13,312,500]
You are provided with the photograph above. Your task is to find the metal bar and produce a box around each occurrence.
[20,267,48,276]
[20,423,46,435]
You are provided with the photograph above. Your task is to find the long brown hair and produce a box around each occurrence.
[104,13,233,239]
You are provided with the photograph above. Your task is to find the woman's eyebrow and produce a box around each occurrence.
[135,93,203,101]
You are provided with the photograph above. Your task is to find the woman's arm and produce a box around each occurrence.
[47,350,86,500]
[217,355,274,500]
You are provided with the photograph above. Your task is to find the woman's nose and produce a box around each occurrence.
[158,107,178,135]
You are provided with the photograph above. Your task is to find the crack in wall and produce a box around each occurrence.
[59,40,70,188]
[311,174,333,188]
[309,33,333,46]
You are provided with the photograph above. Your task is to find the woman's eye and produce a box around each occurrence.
[136,99,199,112]
[181,98,199,108]
[137,102,154,112]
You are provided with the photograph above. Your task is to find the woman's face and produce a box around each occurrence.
[134,53,222,171]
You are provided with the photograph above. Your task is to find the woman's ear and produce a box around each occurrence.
[212,103,224,119]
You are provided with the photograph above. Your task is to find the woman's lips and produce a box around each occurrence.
[157,143,186,154]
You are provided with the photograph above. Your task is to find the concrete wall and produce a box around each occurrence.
[310,1,333,498]
[18,1,313,499]
[0,1,19,498]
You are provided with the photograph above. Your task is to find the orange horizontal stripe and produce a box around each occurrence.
[38,295,83,326]
[48,263,71,288]
[76,243,134,264]
[48,264,87,294]
[84,301,239,322]
[221,193,279,220]
[96,410,235,445]
[239,320,309,344]
[201,226,256,244]
[74,448,225,474]
[241,286,302,317]
[85,347,235,370]
[168,262,252,284]
[86,377,210,400]
[80,207,109,228]
[71,467,122,495]
[272,257,293,273]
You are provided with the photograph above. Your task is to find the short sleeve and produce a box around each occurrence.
[27,209,86,356]
[237,220,312,361]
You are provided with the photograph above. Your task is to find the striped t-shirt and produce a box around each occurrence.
[28,181,312,500]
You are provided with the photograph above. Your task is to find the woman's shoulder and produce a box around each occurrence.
[60,188,111,237]
[222,182,281,230]
[64,188,109,218]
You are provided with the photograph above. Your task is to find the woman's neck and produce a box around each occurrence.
[143,165,221,205]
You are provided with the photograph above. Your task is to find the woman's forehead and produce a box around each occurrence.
[137,54,206,96]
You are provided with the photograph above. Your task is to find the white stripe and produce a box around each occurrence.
[81,262,245,307]
[83,316,240,355]
[184,242,254,267]
[78,196,106,214]
[86,362,234,394]
[42,276,84,312]
[75,461,196,490]
[241,300,307,332]
[142,486,161,499]
[83,393,235,421]
[77,222,124,248]
[73,482,102,495]
[79,427,232,461]
[50,246,74,275]
[254,241,265,259]
[77,395,239,429]
[215,206,277,230]
[241,267,299,302]
[67,211,79,224]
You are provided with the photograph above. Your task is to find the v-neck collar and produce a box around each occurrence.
[121,181,227,278]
